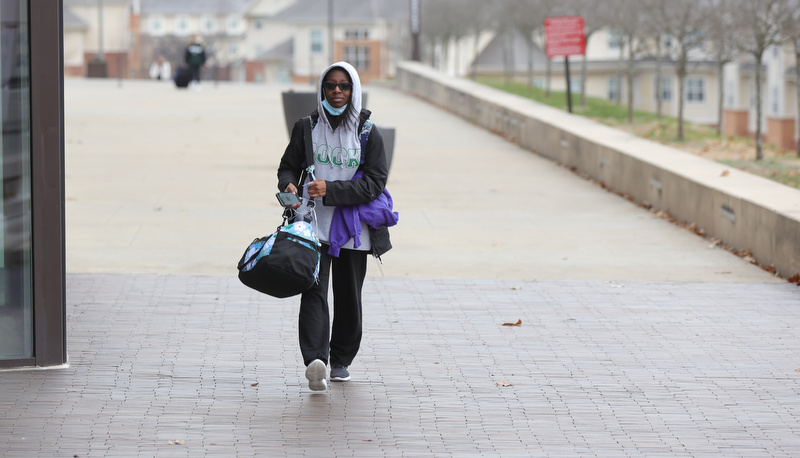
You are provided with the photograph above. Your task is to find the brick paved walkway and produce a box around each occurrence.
[3,78,797,457]
[1,273,798,456]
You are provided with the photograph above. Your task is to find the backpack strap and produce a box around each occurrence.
[300,116,316,182]
[302,116,315,168]
[358,119,374,165]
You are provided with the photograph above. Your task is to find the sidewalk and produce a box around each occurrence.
[0,78,798,457]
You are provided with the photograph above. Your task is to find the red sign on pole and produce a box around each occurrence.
[544,16,586,58]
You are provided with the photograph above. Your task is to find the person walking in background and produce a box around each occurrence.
[277,61,395,392]
[184,35,206,90]
[148,56,172,81]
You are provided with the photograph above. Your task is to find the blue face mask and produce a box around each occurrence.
[322,98,348,116]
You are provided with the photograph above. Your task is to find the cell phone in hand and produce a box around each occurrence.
[276,192,301,207]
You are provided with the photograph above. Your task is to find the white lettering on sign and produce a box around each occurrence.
[544,16,586,58]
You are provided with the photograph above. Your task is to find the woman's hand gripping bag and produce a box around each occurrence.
[237,221,321,298]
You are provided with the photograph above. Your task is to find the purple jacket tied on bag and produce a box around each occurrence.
[328,171,399,257]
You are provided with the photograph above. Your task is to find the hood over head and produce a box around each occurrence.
[317,61,362,130]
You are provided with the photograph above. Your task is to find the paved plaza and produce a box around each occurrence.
[0,78,798,456]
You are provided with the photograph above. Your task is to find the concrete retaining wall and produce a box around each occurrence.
[397,61,800,279]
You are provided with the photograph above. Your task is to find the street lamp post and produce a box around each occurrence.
[328,0,334,63]
[410,0,420,61]
[97,0,104,60]
[87,0,108,77]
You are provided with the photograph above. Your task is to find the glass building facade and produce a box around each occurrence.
[0,1,66,369]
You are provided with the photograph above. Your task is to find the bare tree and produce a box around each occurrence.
[637,0,667,118]
[656,0,710,140]
[603,1,630,106]
[491,0,518,85]
[508,0,551,88]
[705,0,738,136]
[421,0,464,72]
[465,0,498,79]
[732,0,789,160]
[606,0,655,123]
[783,0,800,157]
[560,0,606,107]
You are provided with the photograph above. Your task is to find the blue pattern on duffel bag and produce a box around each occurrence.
[237,221,321,298]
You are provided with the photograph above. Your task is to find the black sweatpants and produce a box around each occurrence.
[298,245,367,367]
[189,64,202,83]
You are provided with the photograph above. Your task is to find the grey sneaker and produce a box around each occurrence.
[305,359,327,391]
[330,363,350,382]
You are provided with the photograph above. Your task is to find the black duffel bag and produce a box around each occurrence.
[237,220,321,298]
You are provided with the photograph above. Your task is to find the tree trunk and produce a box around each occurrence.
[616,46,624,104]
[797,59,800,157]
[527,38,534,88]
[627,43,635,124]
[581,53,588,107]
[546,57,552,97]
[655,39,663,118]
[453,37,460,77]
[470,33,479,80]
[677,73,685,141]
[755,54,763,161]
[581,32,591,107]
[502,31,512,86]
[796,45,800,157]
[717,61,725,136]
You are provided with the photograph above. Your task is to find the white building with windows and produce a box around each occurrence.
[265,0,409,84]
[63,0,131,77]
[136,0,262,81]
[471,27,799,151]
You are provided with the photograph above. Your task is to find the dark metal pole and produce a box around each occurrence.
[565,57,572,113]
[328,0,334,63]
[410,0,420,61]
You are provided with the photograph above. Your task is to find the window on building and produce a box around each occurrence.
[654,76,672,101]
[227,15,244,35]
[570,77,582,94]
[687,29,704,47]
[201,15,216,34]
[726,80,734,107]
[772,86,779,115]
[149,16,163,34]
[345,29,369,40]
[175,16,190,36]
[686,77,705,102]
[343,45,370,71]
[608,30,623,49]
[608,77,620,101]
[311,29,323,53]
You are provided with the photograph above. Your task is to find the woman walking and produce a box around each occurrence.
[277,61,394,391]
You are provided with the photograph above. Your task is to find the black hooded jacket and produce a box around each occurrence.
[277,108,392,258]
